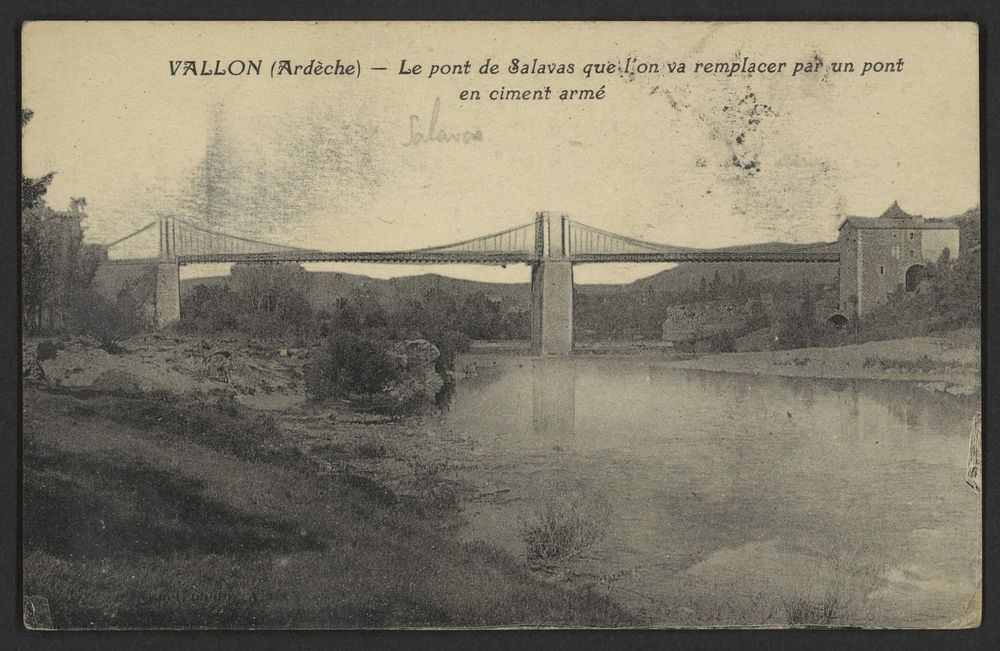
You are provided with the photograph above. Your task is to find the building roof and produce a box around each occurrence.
[838,201,959,231]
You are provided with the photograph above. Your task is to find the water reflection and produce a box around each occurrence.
[449,354,978,452]
[531,358,576,437]
[445,355,980,626]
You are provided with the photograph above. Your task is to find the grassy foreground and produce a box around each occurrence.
[22,387,634,629]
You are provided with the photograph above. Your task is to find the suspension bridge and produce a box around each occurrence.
[100,212,840,354]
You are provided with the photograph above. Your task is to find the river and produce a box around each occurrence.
[443,354,981,627]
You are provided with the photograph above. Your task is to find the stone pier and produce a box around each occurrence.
[155,261,181,327]
[530,259,574,355]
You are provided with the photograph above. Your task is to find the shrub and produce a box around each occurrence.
[235,311,286,341]
[843,254,980,345]
[705,330,737,353]
[75,288,144,353]
[431,329,471,373]
[434,372,457,411]
[520,491,611,568]
[781,553,884,627]
[304,331,400,400]
[179,284,241,333]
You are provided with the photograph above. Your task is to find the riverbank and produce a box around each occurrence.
[466,330,981,395]
[22,384,633,628]
[661,329,980,395]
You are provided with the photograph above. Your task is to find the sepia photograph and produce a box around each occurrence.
[19,21,982,630]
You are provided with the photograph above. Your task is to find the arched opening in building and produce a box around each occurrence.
[905,264,928,292]
[827,313,850,330]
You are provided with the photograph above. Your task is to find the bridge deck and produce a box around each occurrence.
[568,251,841,263]
[105,250,841,266]
[173,251,537,265]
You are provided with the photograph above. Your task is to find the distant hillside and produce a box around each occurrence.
[331,272,532,313]
[182,271,534,314]
[180,243,840,313]
[632,203,979,294]
[631,241,841,294]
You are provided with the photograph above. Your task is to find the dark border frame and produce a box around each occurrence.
[2,2,997,650]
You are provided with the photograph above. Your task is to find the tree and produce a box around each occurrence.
[22,110,118,333]
[22,202,104,332]
[927,252,979,329]
[230,262,311,316]
[217,262,317,337]
[734,269,749,300]
[21,110,151,337]
[748,299,769,330]
[180,284,242,332]
[710,270,722,299]
[304,331,400,399]
[408,287,459,339]
[348,289,388,330]
[21,110,54,209]
[458,292,502,340]
[773,284,824,349]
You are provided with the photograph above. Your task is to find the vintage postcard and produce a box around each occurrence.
[20,21,981,629]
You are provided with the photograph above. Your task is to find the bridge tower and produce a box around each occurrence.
[531,212,574,355]
[155,216,182,327]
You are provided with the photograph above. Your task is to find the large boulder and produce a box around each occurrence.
[388,339,440,369]
[384,339,445,409]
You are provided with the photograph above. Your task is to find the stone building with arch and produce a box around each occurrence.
[836,201,960,319]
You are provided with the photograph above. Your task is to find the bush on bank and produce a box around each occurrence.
[304,331,401,400]
[303,330,466,414]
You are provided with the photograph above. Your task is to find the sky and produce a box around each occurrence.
[22,22,979,284]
